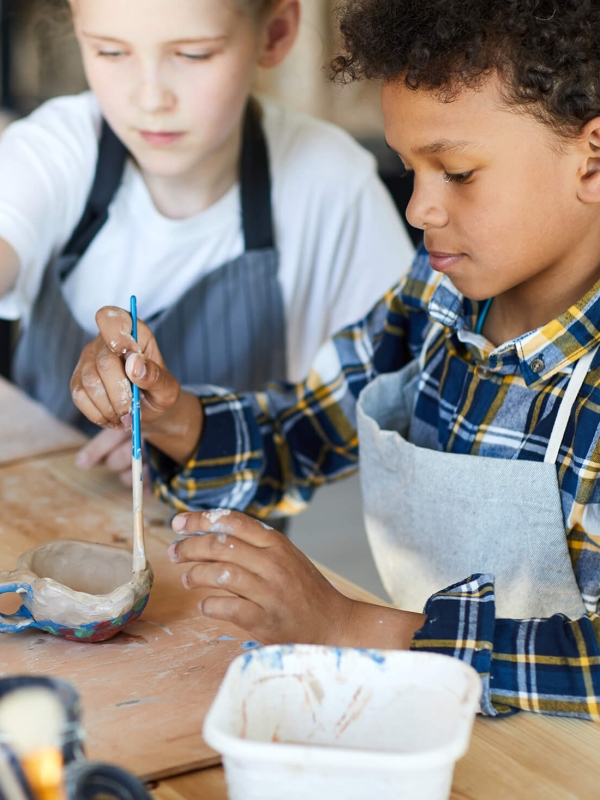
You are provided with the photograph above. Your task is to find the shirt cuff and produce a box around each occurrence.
[148,386,264,512]
[410,573,503,716]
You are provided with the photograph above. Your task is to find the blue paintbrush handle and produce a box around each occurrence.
[130,296,142,460]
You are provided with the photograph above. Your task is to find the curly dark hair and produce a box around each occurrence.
[331,0,600,137]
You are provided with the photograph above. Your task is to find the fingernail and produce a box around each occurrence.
[182,572,190,589]
[172,514,188,533]
[168,543,178,562]
[127,353,146,380]
[121,414,132,430]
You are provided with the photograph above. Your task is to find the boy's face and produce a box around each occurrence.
[71,0,281,180]
[382,76,599,301]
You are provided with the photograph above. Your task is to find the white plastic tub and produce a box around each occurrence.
[203,644,481,800]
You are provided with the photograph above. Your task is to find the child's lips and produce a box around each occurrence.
[138,130,185,146]
[428,251,465,273]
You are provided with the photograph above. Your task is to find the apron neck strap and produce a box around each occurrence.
[60,120,127,275]
[240,98,274,252]
[545,344,600,465]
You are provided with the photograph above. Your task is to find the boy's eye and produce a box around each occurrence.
[98,50,127,59]
[443,171,474,184]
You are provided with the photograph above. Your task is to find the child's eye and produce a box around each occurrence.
[178,52,212,61]
[443,171,474,184]
[98,50,127,59]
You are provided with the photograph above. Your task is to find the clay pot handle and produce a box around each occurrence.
[0,582,36,633]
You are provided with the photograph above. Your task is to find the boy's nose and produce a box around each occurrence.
[405,180,449,231]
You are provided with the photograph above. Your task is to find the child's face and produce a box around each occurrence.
[382,76,600,301]
[71,0,285,180]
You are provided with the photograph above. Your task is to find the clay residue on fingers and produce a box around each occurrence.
[204,509,231,524]
[117,378,132,407]
[216,570,230,585]
[209,522,234,535]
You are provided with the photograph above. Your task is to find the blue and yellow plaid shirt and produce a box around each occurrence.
[152,246,600,719]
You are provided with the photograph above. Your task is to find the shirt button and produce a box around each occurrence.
[530,357,545,374]
[476,365,491,379]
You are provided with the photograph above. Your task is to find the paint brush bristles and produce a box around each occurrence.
[130,296,146,574]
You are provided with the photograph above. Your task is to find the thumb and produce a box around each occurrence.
[125,352,180,414]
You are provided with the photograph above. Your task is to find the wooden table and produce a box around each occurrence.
[1,382,600,799]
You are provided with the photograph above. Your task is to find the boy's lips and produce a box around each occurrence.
[427,251,466,273]
[138,130,185,146]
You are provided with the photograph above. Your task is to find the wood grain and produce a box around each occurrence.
[0,377,86,464]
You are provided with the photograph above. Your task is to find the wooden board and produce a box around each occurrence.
[0,377,86,464]
[0,453,372,782]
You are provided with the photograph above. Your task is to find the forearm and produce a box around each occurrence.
[337,601,426,650]
[149,378,361,515]
[144,390,204,465]
[147,287,413,512]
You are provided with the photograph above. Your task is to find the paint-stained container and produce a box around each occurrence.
[203,644,481,800]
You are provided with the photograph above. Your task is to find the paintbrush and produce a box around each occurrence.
[130,296,146,574]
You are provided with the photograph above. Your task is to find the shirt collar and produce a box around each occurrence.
[423,259,600,387]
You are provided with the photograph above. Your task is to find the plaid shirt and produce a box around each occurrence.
[152,245,600,719]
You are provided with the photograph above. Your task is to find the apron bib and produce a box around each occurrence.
[356,324,592,619]
[13,102,286,436]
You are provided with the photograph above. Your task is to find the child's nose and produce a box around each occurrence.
[405,178,449,231]
[136,71,176,115]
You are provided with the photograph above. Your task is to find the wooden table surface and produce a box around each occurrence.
[0,376,86,464]
[1,382,599,799]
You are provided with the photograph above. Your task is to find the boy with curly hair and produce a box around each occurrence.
[73,0,600,718]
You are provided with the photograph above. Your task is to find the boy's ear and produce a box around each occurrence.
[578,117,600,205]
[258,0,300,69]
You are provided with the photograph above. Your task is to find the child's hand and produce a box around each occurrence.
[71,306,203,465]
[168,510,427,648]
[71,306,179,430]
[168,510,354,645]
[76,428,151,489]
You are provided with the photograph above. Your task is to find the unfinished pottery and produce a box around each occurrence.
[0,541,153,642]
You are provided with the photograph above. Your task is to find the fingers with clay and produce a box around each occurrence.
[171,508,274,542]
[168,510,354,646]
[71,305,181,432]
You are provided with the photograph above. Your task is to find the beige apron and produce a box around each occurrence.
[356,324,592,619]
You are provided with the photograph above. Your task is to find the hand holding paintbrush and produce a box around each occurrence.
[70,306,203,467]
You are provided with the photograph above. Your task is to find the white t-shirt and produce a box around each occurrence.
[0,92,413,382]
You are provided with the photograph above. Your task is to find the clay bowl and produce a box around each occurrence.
[0,540,153,642]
